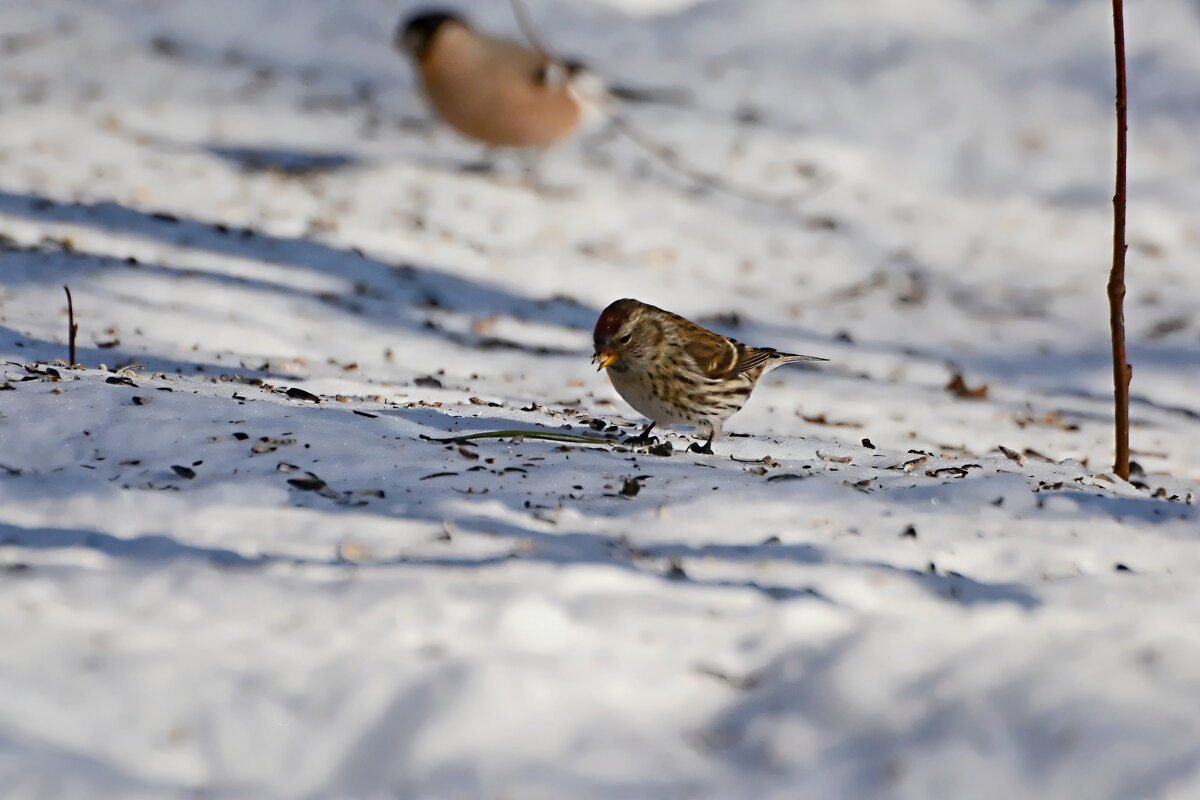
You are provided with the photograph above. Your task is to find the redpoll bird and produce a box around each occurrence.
[592,298,827,453]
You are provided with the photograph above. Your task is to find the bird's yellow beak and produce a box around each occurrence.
[593,351,617,371]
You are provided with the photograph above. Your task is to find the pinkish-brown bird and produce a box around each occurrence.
[396,10,584,149]
[593,298,827,453]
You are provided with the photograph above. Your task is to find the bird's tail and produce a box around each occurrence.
[608,83,694,107]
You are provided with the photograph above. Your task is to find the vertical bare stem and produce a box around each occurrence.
[1107,0,1131,480]
[63,285,78,366]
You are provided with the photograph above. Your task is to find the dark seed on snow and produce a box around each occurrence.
[285,387,320,403]
[900,524,918,539]
[665,559,688,580]
[647,441,674,457]
[232,432,249,440]
[171,465,196,479]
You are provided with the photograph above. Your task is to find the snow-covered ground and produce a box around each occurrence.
[1,0,1199,797]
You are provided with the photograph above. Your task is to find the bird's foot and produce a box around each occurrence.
[687,441,715,455]
[622,432,660,447]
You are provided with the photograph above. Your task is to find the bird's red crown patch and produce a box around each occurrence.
[593,299,638,341]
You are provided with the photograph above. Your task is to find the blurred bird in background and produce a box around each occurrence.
[396,9,584,149]
[394,6,689,152]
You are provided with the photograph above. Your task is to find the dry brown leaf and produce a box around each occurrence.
[945,373,988,400]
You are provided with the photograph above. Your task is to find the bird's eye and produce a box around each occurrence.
[618,334,631,344]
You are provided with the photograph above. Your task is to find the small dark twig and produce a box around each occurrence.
[1108,0,1131,480]
[63,285,78,366]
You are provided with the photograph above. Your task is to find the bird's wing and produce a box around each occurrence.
[683,337,735,378]
[685,337,822,380]
[678,312,826,379]
[728,345,788,376]
[679,322,769,380]
[734,348,827,374]
[473,33,550,80]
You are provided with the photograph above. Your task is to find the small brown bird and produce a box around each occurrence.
[592,299,827,453]
[395,10,585,149]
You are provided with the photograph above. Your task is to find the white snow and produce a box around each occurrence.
[1,0,1199,798]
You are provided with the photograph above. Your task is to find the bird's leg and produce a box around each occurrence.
[623,422,657,446]
[687,431,715,455]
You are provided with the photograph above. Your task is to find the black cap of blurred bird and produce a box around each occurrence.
[394,7,584,149]
[396,10,465,60]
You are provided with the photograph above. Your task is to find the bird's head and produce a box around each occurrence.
[395,9,466,60]
[592,298,663,372]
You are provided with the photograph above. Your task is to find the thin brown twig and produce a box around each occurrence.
[510,0,550,57]
[606,112,821,208]
[63,285,78,366]
[420,429,615,446]
[1108,0,1131,480]
[508,0,819,208]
